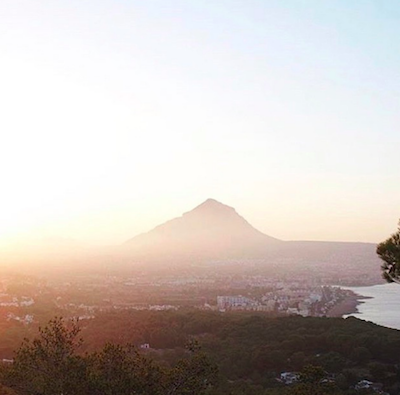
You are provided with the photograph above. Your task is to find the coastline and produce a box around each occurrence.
[326,292,371,318]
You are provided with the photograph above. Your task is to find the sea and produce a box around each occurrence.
[341,283,400,331]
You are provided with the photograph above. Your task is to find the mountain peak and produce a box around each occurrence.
[202,198,222,205]
[189,198,235,215]
[124,199,280,258]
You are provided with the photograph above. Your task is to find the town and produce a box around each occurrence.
[0,268,360,345]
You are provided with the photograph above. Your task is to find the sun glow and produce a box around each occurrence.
[0,1,399,246]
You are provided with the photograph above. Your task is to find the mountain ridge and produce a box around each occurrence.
[124,198,280,258]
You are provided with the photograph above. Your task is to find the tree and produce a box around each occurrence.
[2,317,87,395]
[377,221,400,283]
[1,318,218,395]
[287,365,338,395]
[86,343,163,395]
[165,340,218,395]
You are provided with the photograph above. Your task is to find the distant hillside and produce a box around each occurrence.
[124,198,281,259]
[0,199,381,283]
[120,198,381,283]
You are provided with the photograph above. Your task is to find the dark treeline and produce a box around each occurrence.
[1,312,400,394]
[0,317,218,395]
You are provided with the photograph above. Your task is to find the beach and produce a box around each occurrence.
[326,292,369,317]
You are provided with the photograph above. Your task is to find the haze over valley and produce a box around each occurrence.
[1,1,400,394]
[0,199,381,286]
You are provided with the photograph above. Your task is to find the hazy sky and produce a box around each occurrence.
[1,0,399,245]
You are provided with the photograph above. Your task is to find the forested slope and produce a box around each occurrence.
[2,311,399,394]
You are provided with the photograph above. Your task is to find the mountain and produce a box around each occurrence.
[121,199,382,283]
[0,199,380,283]
[124,199,281,259]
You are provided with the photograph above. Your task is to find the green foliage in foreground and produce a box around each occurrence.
[377,220,400,283]
[79,310,400,394]
[2,313,400,394]
[0,318,218,395]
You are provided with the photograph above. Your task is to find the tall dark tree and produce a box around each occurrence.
[377,221,400,283]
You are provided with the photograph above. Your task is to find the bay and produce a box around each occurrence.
[342,283,400,330]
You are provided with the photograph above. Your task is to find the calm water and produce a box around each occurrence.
[342,283,400,330]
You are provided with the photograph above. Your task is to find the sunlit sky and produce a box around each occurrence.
[1,0,399,245]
